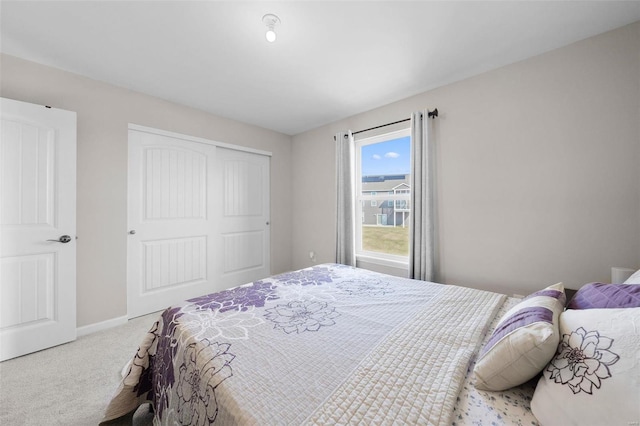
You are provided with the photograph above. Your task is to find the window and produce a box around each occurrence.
[355,128,411,265]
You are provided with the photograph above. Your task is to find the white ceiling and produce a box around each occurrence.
[2,1,639,135]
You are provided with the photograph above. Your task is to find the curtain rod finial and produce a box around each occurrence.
[428,108,438,119]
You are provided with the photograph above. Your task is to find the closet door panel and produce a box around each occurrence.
[216,147,270,286]
[127,129,218,318]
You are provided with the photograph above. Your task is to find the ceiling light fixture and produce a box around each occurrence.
[262,13,280,43]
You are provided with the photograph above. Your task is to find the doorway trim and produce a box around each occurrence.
[128,124,272,157]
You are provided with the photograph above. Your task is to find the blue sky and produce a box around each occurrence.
[361,136,411,175]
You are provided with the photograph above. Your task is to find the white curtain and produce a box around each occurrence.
[409,111,436,281]
[335,131,356,266]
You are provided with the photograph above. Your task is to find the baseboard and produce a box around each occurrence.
[76,315,128,337]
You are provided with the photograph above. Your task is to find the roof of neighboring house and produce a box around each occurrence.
[362,175,410,192]
[392,183,410,191]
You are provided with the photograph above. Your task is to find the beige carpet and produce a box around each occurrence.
[0,313,160,425]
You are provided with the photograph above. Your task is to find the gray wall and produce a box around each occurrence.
[291,22,640,295]
[2,21,638,328]
[0,54,293,327]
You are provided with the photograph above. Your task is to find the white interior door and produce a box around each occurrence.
[216,147,270,286]
[127,128,219,318]
[0,98,77,361]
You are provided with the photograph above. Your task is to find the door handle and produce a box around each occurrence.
[47,235,72,243]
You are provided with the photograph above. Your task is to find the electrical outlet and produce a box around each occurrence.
[309,251,316,263]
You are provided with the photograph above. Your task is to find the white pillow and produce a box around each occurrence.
[473,282,566,391]
[531,308,640,426]
[623,268,640,284]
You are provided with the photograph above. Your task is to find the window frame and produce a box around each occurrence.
[354,128,411,268]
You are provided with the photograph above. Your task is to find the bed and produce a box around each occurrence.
[101,264,640,425]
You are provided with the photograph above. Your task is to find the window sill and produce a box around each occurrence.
[356,254,409,278]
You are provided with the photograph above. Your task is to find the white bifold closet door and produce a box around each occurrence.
[215,147,270,288]
[127,126,270,318]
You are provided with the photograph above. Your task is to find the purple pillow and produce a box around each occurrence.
[567,282,640,309]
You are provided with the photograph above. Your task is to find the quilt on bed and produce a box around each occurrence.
[102,264,506,425]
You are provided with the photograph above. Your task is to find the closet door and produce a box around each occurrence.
[127,126,271,318]
[216,147,270,287]
[127,129,219,318]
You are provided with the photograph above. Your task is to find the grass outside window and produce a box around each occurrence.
[362,225,409,257]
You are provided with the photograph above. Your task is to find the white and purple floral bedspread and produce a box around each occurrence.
[102,264,523,425]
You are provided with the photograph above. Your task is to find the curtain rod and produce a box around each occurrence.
[351,108,438,137]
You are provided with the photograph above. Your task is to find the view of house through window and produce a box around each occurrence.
[355,129,411,262]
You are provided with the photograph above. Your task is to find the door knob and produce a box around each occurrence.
[129,230,136,235]
[47,235,72,243]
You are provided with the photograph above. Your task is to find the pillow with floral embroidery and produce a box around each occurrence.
[531,308,640,425]
[473,282,566,391]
